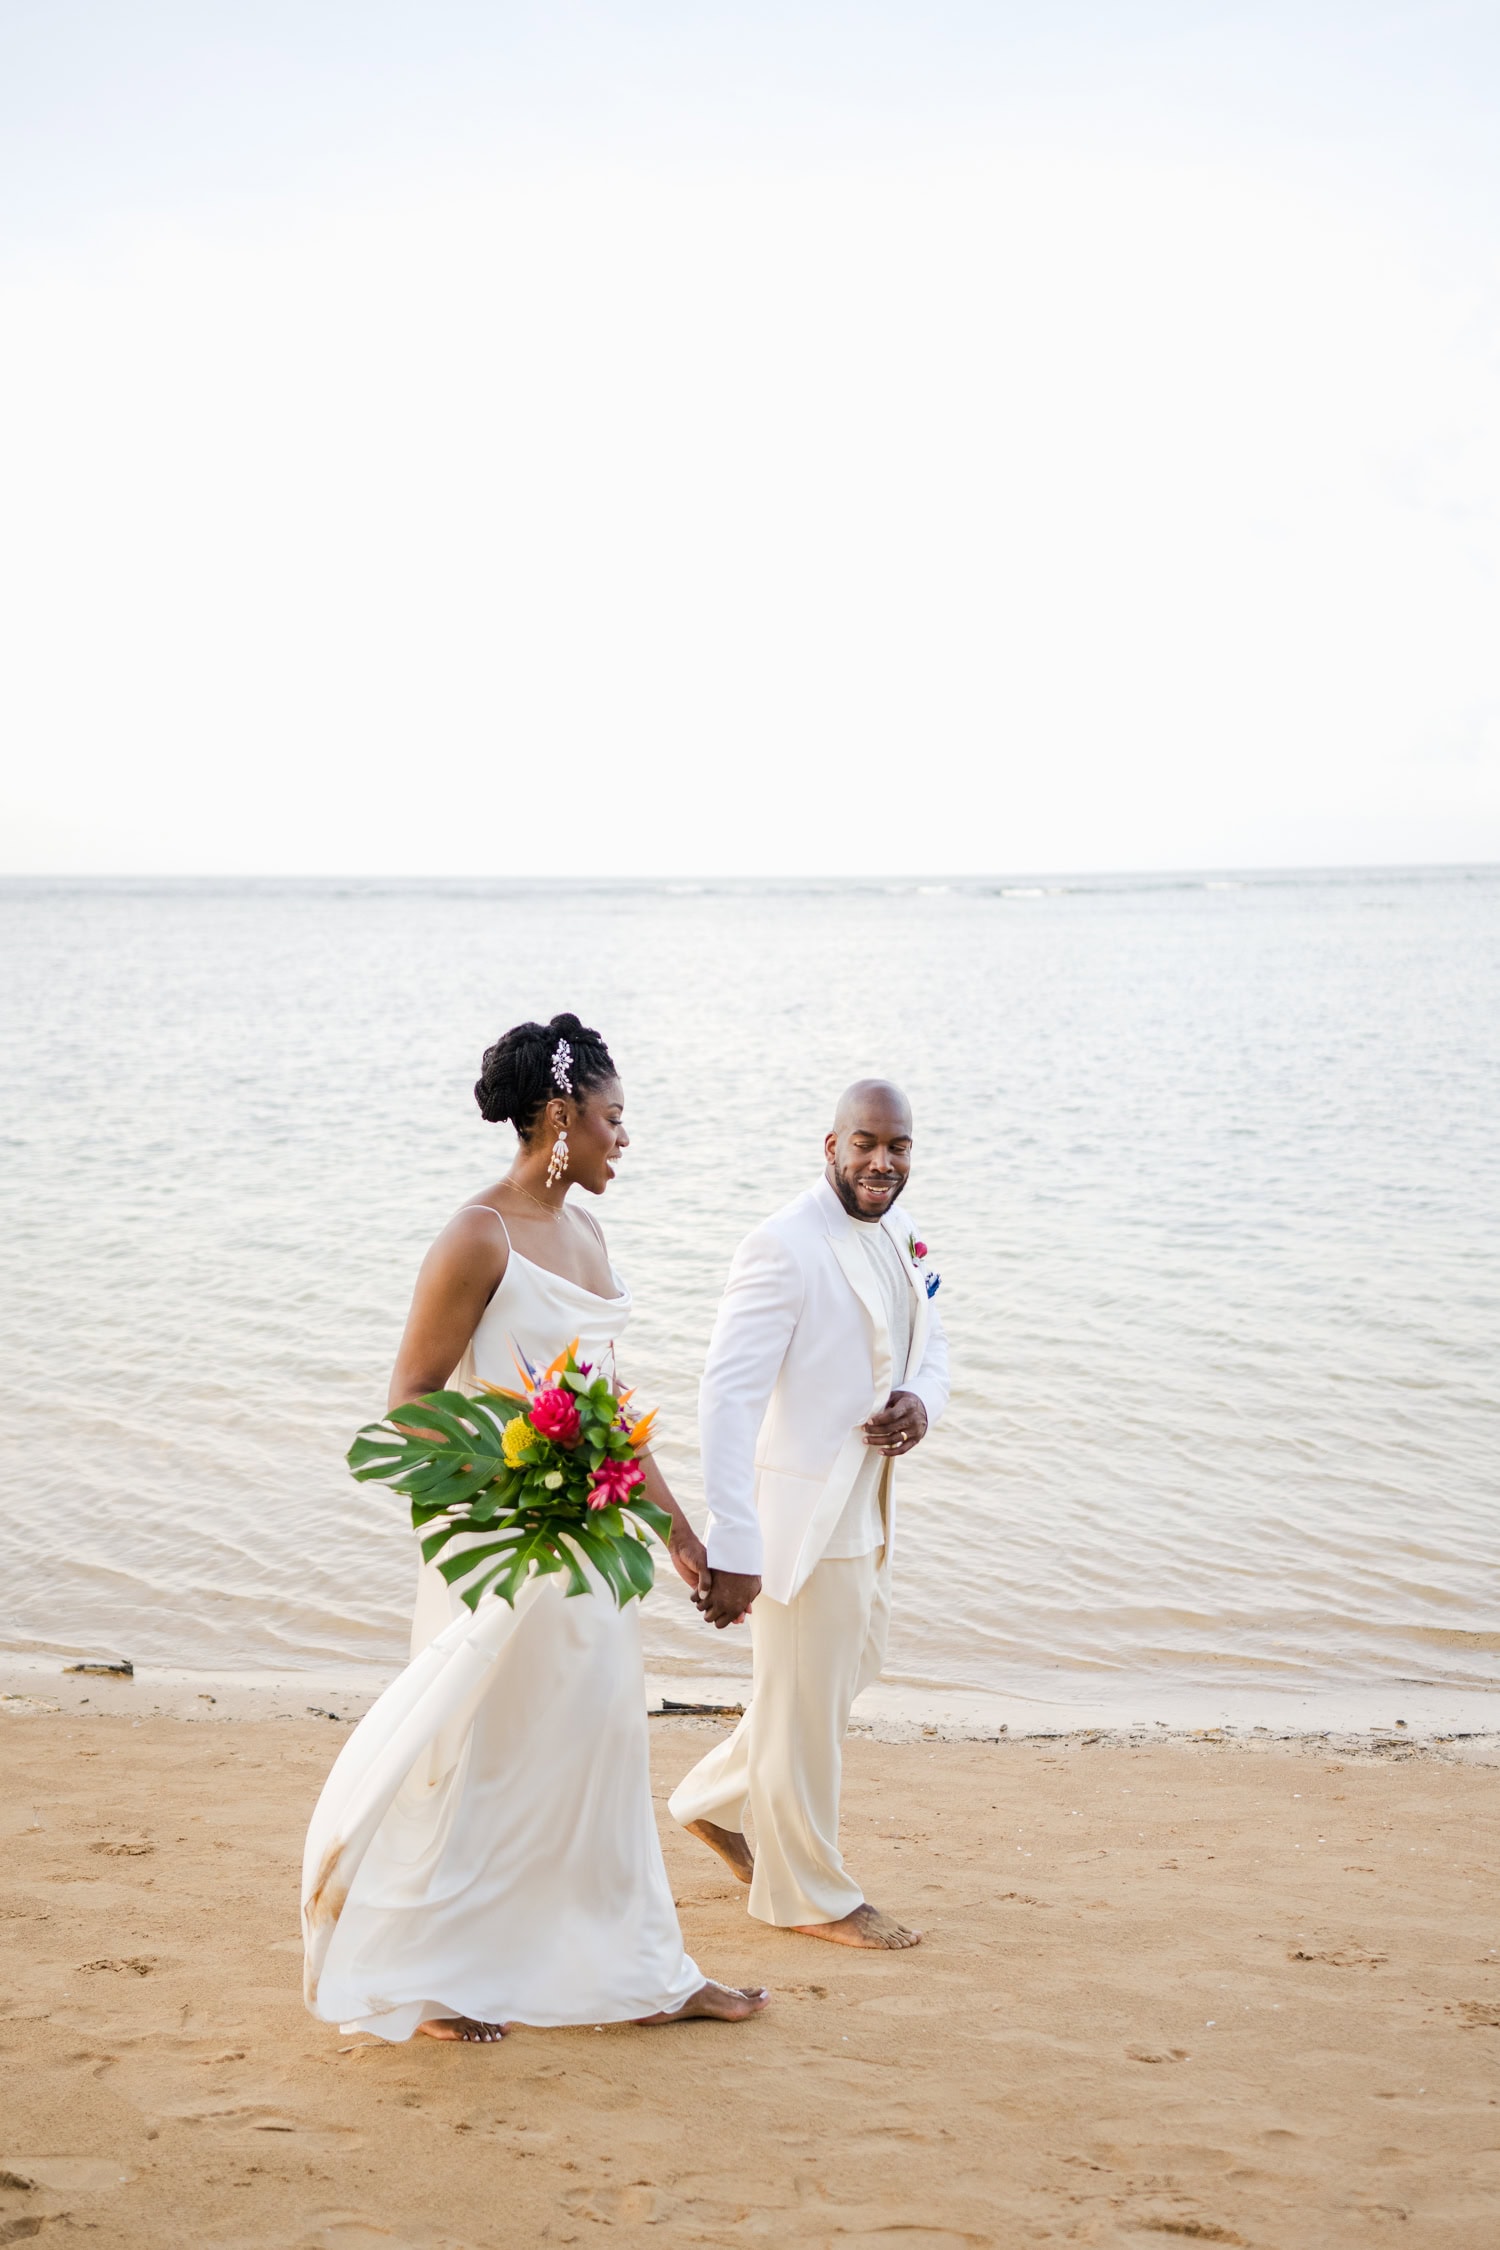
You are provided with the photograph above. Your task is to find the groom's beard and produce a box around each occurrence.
[829,1163,908,1223]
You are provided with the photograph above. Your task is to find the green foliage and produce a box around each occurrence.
[346,1364,670,1611]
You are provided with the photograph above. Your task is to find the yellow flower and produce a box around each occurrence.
[501,1414,534,1468]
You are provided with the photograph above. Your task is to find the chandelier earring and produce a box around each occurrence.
[545,1037,573,1189]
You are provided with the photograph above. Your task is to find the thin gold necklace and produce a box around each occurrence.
[502,1177,563,1219]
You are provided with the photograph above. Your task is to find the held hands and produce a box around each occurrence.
[666,1501,758,1628]
[670,1513,759,1630]
[863,1388,928,1457]
[694,1570,761,1631]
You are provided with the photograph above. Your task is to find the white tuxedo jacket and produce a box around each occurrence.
[700,1177,949,1604]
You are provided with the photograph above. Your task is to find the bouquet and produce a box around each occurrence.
[346,1342,670,1611]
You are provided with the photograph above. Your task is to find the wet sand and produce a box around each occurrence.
[2,1711,1498,2248]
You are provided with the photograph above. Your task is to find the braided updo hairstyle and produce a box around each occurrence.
[474,1013,618,1140]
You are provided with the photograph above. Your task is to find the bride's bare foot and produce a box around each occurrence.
[417,2016,508,2043]
[791,1902,921,1949]
[636,1980,770,2025]
[683,1819,755,1885]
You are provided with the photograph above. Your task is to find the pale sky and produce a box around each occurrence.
[2,2,1497,877]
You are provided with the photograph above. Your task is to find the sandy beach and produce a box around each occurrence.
[3,1707,1498,2248]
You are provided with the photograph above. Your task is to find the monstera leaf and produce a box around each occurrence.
[347,1355,671,1611]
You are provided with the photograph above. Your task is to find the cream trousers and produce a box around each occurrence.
[667,1549,890,1927]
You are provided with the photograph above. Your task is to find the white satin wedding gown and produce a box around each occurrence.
[301,1226,702,2039]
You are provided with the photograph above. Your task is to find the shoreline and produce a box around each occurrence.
[3,1709,1498,2246]
[4,1651,1497,1748]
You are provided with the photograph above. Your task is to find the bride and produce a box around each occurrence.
[301,1012,769,2043]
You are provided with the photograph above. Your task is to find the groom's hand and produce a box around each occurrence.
[863,1389,928,1456]
[698,1570,761,1630]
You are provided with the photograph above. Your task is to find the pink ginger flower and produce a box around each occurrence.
[529,1386,582,1446]
[588,1457,645,1510]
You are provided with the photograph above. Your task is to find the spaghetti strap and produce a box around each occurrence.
[457,1203,513,1254]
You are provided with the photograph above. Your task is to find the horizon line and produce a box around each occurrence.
[1,860,1496,886]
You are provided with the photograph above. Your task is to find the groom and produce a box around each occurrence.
[670,1080,948,1949]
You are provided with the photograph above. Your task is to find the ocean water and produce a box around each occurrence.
[1,869,1496,1705]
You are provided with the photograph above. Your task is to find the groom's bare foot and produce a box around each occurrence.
[636,1979,770,2024]
[683,1819,755,1886]
[791,1903,921,1949]
[417,2016,507,2043]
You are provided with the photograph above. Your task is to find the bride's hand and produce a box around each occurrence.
[668,1517,710,1596]
[637,1450,710,1597]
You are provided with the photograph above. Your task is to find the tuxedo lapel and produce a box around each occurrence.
[881,1211,928,1385]
[817,1183,892,1402]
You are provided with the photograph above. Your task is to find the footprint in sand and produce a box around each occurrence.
[858,1992,949,2017]
[155,2098,365,2143]
[0,2157,133,2190]
[565,2183,675,2225]
[293,2221,433,2250]
[828,2231,987,2249]
[1130,2225,1244,2244]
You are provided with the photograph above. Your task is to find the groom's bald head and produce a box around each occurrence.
[825,1080,914,1222]
[832,1079,911,1137]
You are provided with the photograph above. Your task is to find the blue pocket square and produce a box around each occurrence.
[925,1272,941,1298]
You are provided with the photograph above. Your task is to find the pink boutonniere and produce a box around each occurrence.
[907,1233,941,1299]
